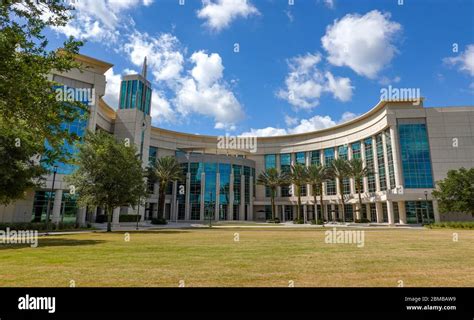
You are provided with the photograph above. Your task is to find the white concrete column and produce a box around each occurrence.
[76,207,86,226]
[240,174,245,220]
[303,205,307,224]
[112,207,120,225]
[433,199,440,223]
[375,202,383,223]
[382,132,391,191]
[398,201,407,224]
[372,136,380,192]
[355,203,362,221]
[51,189,63,224]
[360,140,369,193]
[185,172,191,220]
[366,204,371,220]
[387,200,395,226]
[389,126,402,188]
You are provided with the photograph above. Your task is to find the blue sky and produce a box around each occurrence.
[44,0,474,136]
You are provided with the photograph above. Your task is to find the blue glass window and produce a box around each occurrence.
[398,122,433,188]
[310,150,320,165]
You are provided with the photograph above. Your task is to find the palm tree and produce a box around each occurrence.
[147,156,184,220]
[307,164,331,224]
[330,158,350,223]
[257,168,288,222]
[347,158,371,222]
[288,164,309,223]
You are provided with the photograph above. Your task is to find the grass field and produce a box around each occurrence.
[1,228,473,287]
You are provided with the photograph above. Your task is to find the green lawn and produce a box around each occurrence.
[1,228,473,287]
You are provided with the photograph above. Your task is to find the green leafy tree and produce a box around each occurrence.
[330,158,350,223]
[66,131,147,232]
[147,156,184,220]
[307,164,331,224]
[0,2,83,204]
[288,164,309,223]
[347,158,371,222]
[257,168,288,222]
[432,168,474,216]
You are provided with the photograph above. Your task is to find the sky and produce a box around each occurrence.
[42,0,474,136]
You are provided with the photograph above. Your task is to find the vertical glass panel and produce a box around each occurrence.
[398,122,433,188]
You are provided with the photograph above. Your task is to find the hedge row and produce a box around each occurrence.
[426,222,474,229]
[0,222,93,231]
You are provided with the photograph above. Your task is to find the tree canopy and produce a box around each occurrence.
[432,168,474,216]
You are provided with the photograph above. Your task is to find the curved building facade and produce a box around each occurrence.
[1,53,474,225]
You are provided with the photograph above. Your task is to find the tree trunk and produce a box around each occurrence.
[107,206,112,232]
[357,180,363,223]
[158,182,166,220]
[296,186,301,222]
[319,183,324,225]
[340,180,346,223]
[271,189,276,222]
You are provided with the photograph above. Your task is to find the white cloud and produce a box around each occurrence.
[324,0,335,9]
[284,115,298,126]
[277,53,354,109]
[51,0,153,42]
[444,44,474,77]
[378,75,401,86]
[151,90,176,124]
[174,51,244,129]
[197,0,260,32]
[124,32,184,82]
[241,112,358,137]
[321,10,402,79]
[103,68,123,109]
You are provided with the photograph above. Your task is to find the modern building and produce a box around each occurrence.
[1,53,474,225]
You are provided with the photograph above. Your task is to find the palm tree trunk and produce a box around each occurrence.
[313,188,317,223]
[158,182,166,220]
[340,180,346,223]
[357,180,363,222]
[271,189,276,221]
[106,206,112,232]
[297,186,301,222]
[319,183,324,225]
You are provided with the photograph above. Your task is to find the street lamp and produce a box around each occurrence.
[45,165,58,230]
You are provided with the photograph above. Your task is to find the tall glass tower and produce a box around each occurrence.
[118,57,152,115]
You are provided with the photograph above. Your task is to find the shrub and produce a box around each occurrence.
[310,219,324,225]
[293,218,305,224]
[0,222,93,231]
[355,218,371,223]
[119,215,141,223]
[426,222,474,229]
[151,217,167,225]
[266,218,280,224]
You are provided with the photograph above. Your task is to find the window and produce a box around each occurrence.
[385,130,396,189]
[376,134,387,191]
[280,154,291,197]
[264,154,276,169]
[324,148,336,195]
[295,152,306,196]
[398,121,433,188]
[364,138,376,192]
[149,146,158,165]
[351,142,361,159]
[311,150,321,165]
[405,201,434,224]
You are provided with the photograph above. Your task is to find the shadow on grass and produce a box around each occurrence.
[0,238,106,250]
